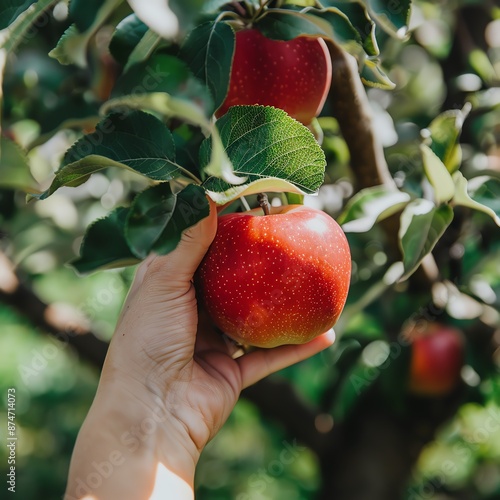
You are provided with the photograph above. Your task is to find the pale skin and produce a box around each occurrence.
[65,199,335,500]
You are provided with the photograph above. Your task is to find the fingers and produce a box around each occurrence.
[237,329,336,389]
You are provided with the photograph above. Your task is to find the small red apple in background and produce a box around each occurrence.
[216,29,332,125]
[408,323,464,396]
[195,204,351,348]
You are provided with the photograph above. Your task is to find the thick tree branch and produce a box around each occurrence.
[328,46,396,190]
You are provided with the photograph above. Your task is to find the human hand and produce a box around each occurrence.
[66,199,335,500]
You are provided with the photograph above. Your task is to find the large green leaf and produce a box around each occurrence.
[0,0,58,52]
[362,0,412,38]
[256,8,365,61]
[425,105,470,173]
[338,185,411,233]
[179,21,234,112]
[200,106,326,204]
[0,136,37,190]
[102,93,241,186]
[125,182,209,258]
[49,0,124,68]
[399,199,453,280]
[127,183,210,259]
[109,13,149,65]
[420,144,455,204]
[111,54,214,117]
[30,111,198,200]
[72,207,140,274]
[452,172,500,227]
[125,183,178,259]
[151,184,209,254]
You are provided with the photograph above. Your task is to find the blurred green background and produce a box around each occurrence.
[1,0,500,499]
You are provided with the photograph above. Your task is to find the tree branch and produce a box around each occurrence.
[0,252,108,368]
[328,46,396,190]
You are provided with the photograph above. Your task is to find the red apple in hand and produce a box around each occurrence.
[408,323,464,396]
[216,29,332,125]
[195,204,351,348]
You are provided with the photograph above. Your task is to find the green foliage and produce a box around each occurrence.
[399,200,454,280]
[30,111,193,201]
[72,206,139,273]
[109,14,148,65]
[111,53,214,115]
[200,106,326,203]
[0,0,36,30]
[1,0,500,498]
[0,136,36,190]
[179,21,235,112]
[338,185,411,232]
[49,0,123,68]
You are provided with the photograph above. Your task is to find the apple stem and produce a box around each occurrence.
[258,193,271,215]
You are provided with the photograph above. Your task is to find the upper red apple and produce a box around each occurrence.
[408,323,464,396]
[195,205,351,348]
[216,29,332,125]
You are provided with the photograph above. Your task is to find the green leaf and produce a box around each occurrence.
[338,185,411,233]
[360,57,395,89]
[109,13,148,65]
[30,111,197,200]
[123,28,162,72]
[425,105,470,173]
[111,54,214,116]
[102,93,241,186]
[399,199,453,280]
[0,0,58,52]
[49,0,124,68]
[202,0,240,12]
[72,207,140,274]
[200,106,326,204]
[420,144,455,204]
[322,0,379,56]
[256,8,365,61]
[69,0,107,32]
[0,136,37,190]
[151,184,209,255]
[179,21,234,112]
[452,172,500,227]
[362,0,412,38]
[125,183,177,259]
[469,48,497,84]
[0,0,36,30]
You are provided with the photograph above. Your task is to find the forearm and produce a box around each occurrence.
[65,374,198,500]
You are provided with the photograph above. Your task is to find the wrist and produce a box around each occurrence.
[96,368,201,478]
[67,369,200,499]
